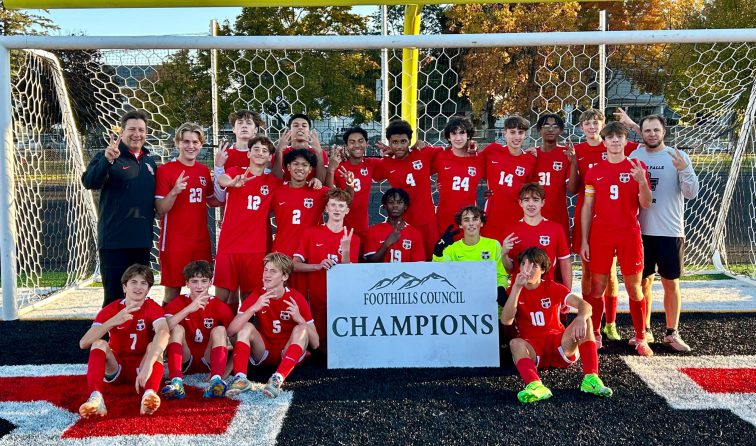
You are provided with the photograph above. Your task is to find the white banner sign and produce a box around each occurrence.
[326,261,499,368]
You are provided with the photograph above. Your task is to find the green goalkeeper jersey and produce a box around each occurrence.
[432,236,508,288]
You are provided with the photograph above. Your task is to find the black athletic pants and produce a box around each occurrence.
[99,248,151,307]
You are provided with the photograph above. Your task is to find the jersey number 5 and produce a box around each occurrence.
[272,320,282,334]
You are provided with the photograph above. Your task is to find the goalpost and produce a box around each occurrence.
[1,27,755,319]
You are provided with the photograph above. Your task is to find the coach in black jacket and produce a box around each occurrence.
[82,110,157,307]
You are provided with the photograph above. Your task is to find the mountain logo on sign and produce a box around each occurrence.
[368,272,456,290]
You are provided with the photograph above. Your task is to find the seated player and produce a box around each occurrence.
[294,188,360,351]
[326,126,378,250]
[155,123,216,303]
[502,183,571,288]
[272,113,328,182]
[501,247,613,403]
[226,253,319,398]
[374,119,442,259]
[480,116,538,243]
[432,116,484,237]
[580,122,653,355]
[214,136,281,309]
[161,261,234,400]
[432,206,508,305]
[78,264,169,418]
[363,188,425,263]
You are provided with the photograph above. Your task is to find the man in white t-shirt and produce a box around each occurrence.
[630,114,699,352]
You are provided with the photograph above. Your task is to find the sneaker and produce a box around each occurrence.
[580,374,613,397]
[602,323,621,341]
[203,375,228,398]
[161,377,186,400]
[226,376,253,397]
[663,332,691,352]
[634,339,654,357]
[517,381,553,403]
[140,389,161,415]
[262,373,284,399]
[79,391,107,419]
[628,331,654,346]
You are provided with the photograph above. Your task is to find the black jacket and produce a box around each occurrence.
[82,141,157,250]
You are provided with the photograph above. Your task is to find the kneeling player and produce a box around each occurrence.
[226,253,319,398]
[501,248,612,403]
[161,261,234,399]
[78,264,169,418]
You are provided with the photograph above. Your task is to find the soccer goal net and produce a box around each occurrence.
[3,34,755,311]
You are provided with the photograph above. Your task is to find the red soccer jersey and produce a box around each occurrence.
[155,160,213,252]
[374,147,442,228]
[94,298,165,358]
[574,142,639,217]
[217,167,281,254]
[584,158,649,232]
[482,144,538,232]
[226,145,251,170]
[432,150,485,233]
[364,222,425,263]
[164,295,234,349]
[272,184,329,256]
[534,146,571,240]
[282,146,329,181]
[506,218,570,280]
[334,157,378,236]
[240,287,314,347]
[294,224,361,301]
[515,280,571,339]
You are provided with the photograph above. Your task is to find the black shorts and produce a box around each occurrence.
[642,235,684,280]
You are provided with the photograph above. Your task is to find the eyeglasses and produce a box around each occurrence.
[540,125,562,130]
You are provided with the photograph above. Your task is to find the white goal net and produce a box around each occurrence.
[3,37,755,311]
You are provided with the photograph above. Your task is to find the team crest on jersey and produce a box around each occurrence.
[260,185,269,195]
[412,160,423,170]
[135,319,145,331]
[468,166,477,176]
[619,173,631,183]
[402,239,412,250]
[539,235,550,246]
[304,198,314,208]
[553,161,563,171]
[481,250,491,260]
[360,167,369,176]
[602,152,608,160]
[199,176,207,186]
[515,166,525,176]
[540,298,551,309]
[280,311,291,321]
[203,318,214,329]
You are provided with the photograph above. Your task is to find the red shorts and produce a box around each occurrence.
[524,332,576,370]
[588,228,643,276]
[108,352,143,384]
[184,342,212,373]
[309,300,327,343]
[213,252,265,292]
[252,335,306,368]
[159,244,212,287]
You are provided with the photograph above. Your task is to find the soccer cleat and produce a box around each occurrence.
[602,322,621,341]
[580,374,613,397]
[140,389,161,415]
[262,373,284,399]
[203,375,228,398]
[226,376,253,397]
[663,332,691,352]
[645,329,655,343]
[517,381,553,404]
[161,377,186,400]
[628,331,654,346]
[634,339,654,357]
[79,391,107,419]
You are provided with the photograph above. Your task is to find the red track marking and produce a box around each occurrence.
[680,368,756,393]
